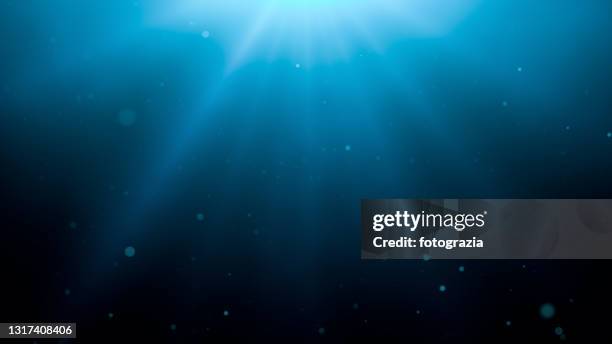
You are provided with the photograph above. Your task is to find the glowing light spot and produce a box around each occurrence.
[64,288,71,296]
[506,320,511,326]
[345,145,351,151]
[117,109,136,127]
[607,132,612,138]
[352,303,359,310]
[196,213,205,221]
[458,265,465,272]
[170,324,177,331]
[108,312,114,319]
[124,246,136,258]
[149,0,481,69]
[540,303,555,319]
[295,63,301,69]
[555,327,563,336]
[422,254,432,261]
[439,285,446,292]
[318,327,325,335]
[223,310,229,317]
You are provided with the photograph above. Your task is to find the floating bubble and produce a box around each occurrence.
[124,246,136,258]
[540,303,555,319]
[117,109,136,127]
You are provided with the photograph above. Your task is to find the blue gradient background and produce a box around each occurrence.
[1,0,612,341]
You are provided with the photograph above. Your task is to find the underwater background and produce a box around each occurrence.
[1,0,612,341]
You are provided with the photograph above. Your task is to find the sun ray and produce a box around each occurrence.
[144,0,480,69]
[224,3,278,75]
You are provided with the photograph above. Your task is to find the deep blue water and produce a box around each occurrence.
[1,0,612,341]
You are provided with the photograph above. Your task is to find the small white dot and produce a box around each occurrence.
[295,63,301,69]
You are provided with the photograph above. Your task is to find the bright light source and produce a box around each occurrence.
[145,0,479,71]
